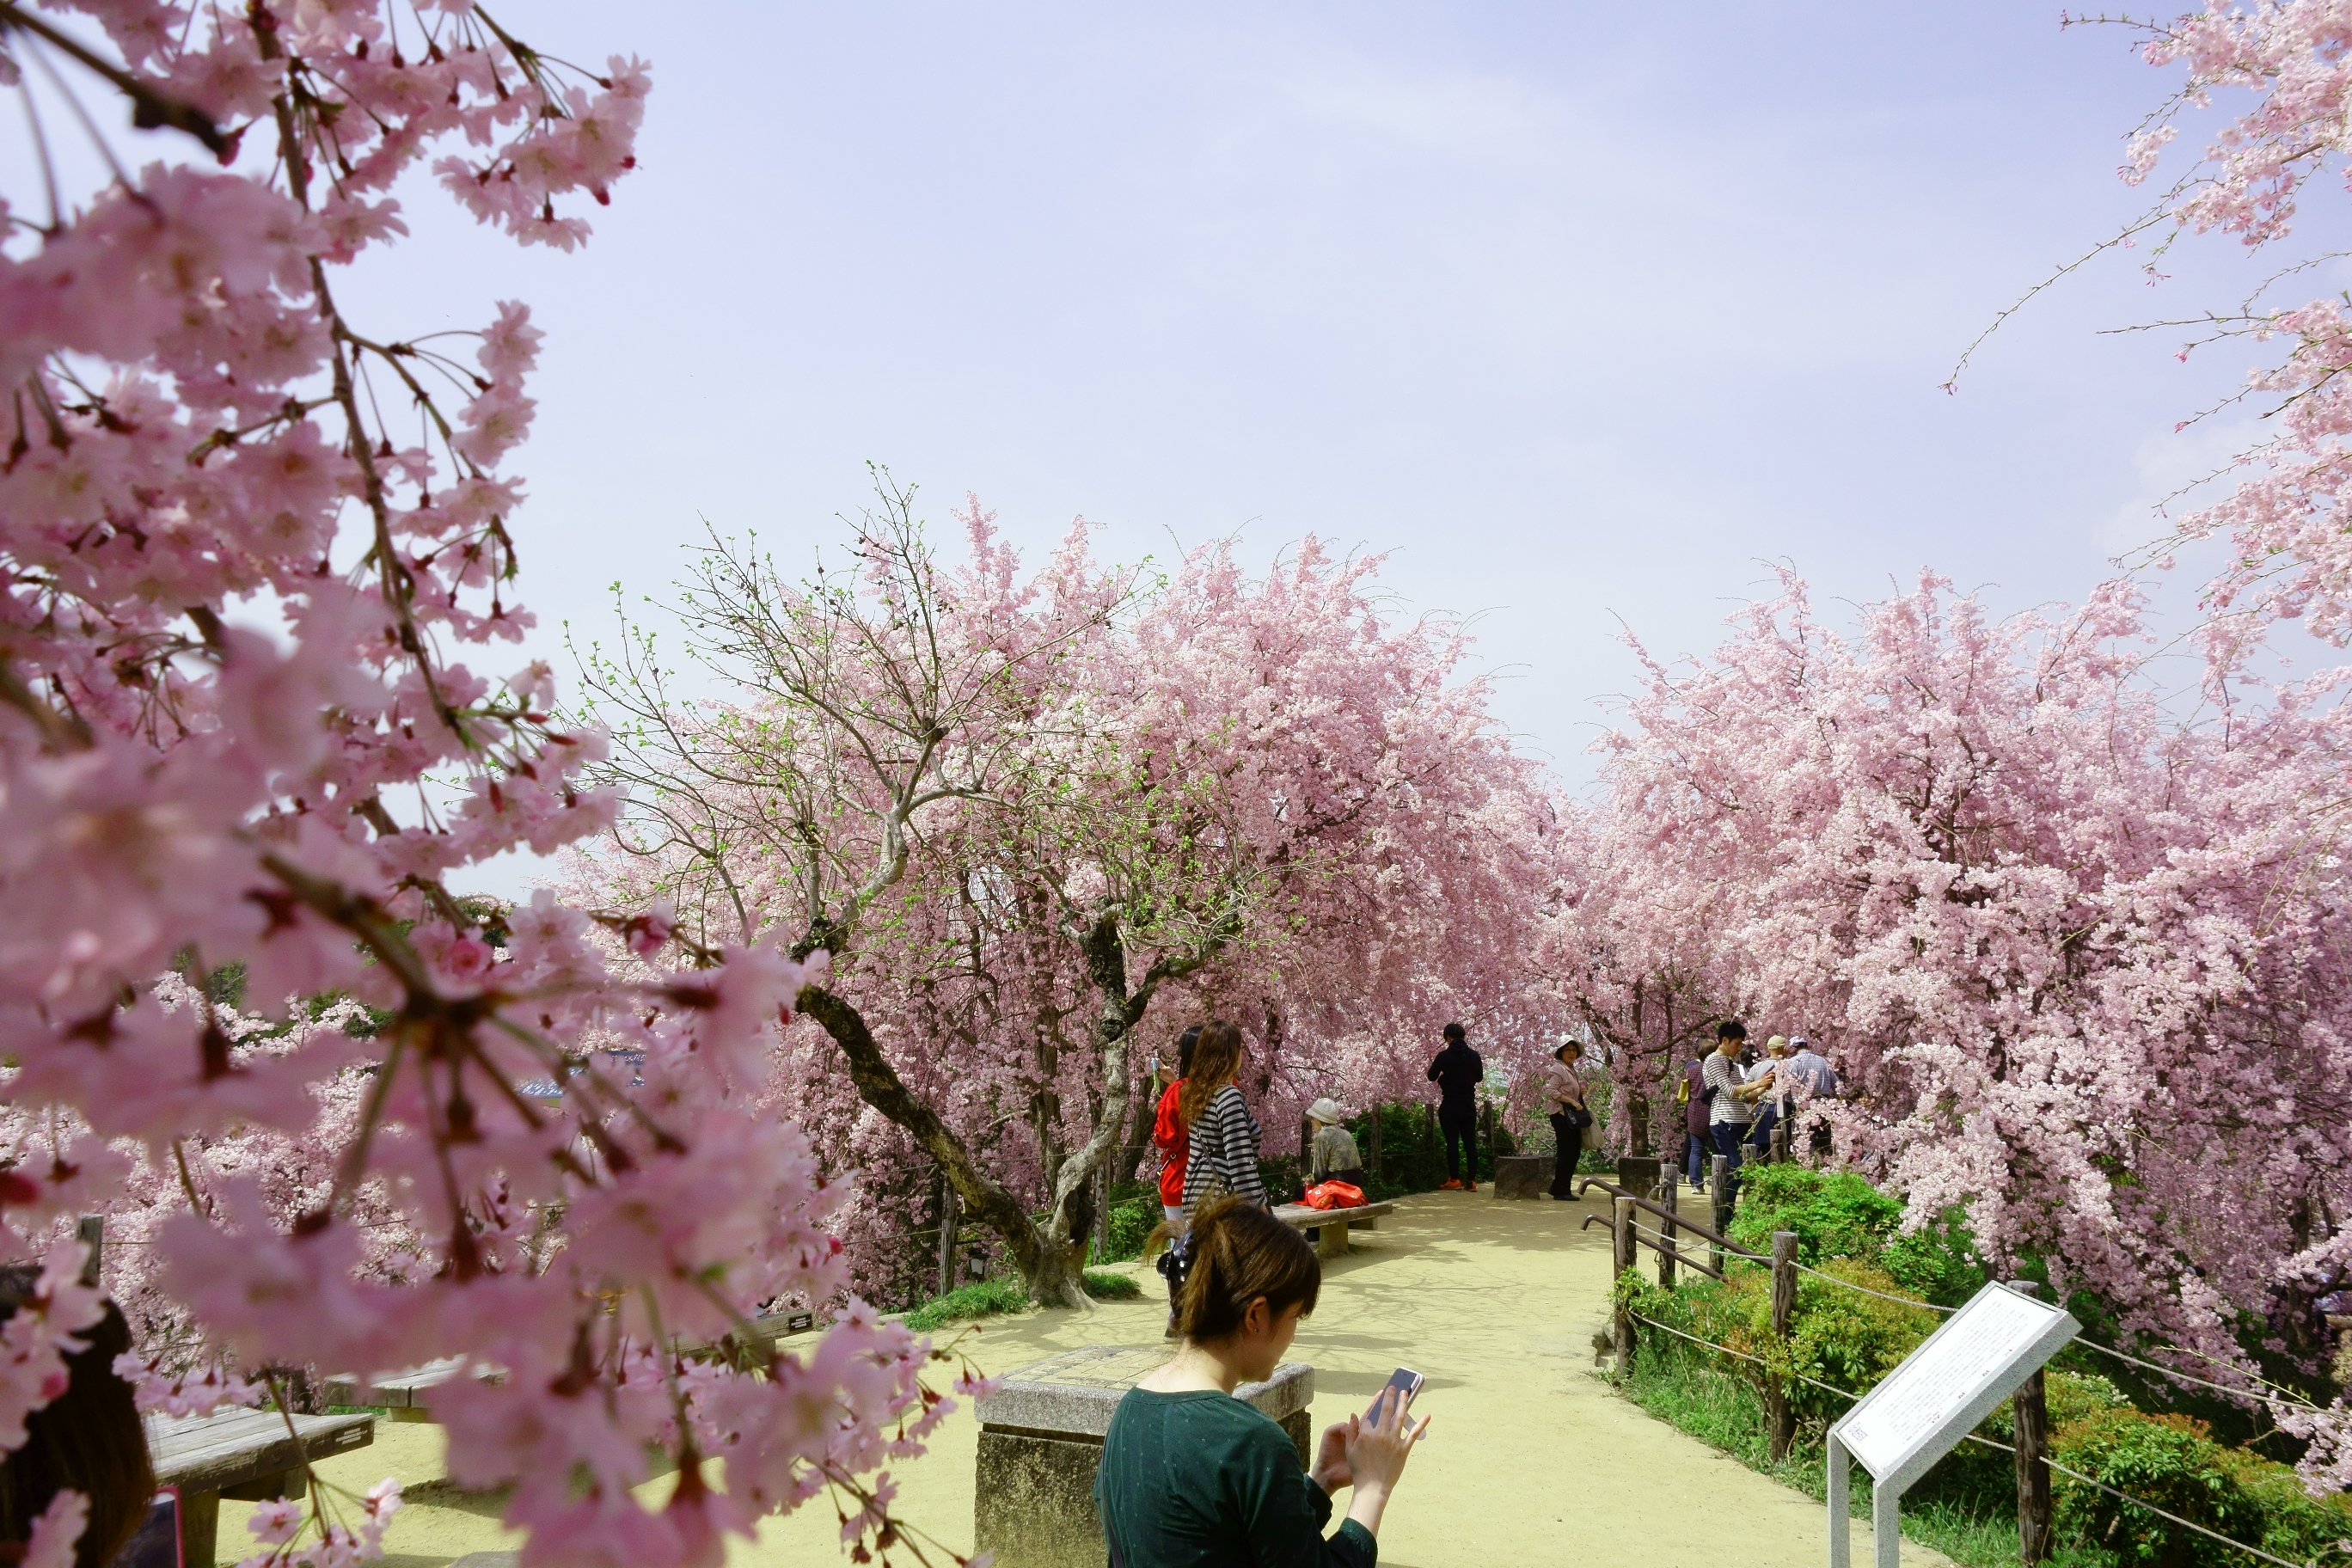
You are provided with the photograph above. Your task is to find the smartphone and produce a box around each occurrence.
[116,1490,184,1568]
[1365,1367,1424,1422]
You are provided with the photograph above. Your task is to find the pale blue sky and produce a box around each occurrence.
[17,4,2315,890]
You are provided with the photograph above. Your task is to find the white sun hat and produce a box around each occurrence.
[1306,1097,1347,1125]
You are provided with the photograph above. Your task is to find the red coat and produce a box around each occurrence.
[1153,1079,1188,1206]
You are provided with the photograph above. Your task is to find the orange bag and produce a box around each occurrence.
[1302,1180,1365,1210]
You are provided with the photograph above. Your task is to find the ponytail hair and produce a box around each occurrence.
[1176,1020,1243,1128]
[1152,1194,1320,1342]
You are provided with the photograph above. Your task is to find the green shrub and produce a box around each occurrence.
[2052,1408,2268,1568]
[1725,1165,1983,1308]
[2213,1446,2352,1566]
[1104,1193,1161,1262]
[1081,1270,1142,1302]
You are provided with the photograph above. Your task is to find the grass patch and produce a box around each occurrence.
[903,1277,1027,1332]
[1082,1269,1142,1301]
[901,1269,1144,1330]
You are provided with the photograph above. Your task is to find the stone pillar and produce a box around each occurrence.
[974,1345,1314,1568]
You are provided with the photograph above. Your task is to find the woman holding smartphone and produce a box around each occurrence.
[1099,1196,1430,1565]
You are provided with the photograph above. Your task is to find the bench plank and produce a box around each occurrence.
[149,1408,375,1495]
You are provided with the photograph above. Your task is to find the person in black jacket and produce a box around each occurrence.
[1426,1022,1485,1191]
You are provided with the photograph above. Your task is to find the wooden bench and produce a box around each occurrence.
[322,1310,823,1420]
[150,1406,374,1567]
[1272,1199,1395,1259]
[322,1357,474,1420]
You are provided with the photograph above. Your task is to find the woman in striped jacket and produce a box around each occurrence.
[1179,1020,1267,1214]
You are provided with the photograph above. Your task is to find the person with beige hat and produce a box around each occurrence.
[1303,1097,1369,1193]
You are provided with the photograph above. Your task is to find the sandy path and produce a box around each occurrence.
[233,1187,1950,1568]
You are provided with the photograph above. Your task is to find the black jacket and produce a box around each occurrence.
[1427,1040,1485,1106]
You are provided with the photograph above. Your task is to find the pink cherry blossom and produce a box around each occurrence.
[0,8,945,1562]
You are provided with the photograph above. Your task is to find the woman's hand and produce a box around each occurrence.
[1344,1390,1431,1501]
[1311,1417,1357,1494]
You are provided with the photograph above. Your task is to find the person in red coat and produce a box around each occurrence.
[1154,1026,1204,1223]
[1151,1026,1204,1325]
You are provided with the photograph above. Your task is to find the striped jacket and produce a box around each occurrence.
[1181,1083,1267,1213]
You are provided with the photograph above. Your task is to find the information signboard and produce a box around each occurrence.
[1827,1281,2077,1568]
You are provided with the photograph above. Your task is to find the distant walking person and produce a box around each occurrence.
[1427,1022,1485,1191]
[1182,1021,1268,1215]
[1540,1041,1590,1200]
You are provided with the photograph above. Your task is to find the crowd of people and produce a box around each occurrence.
[1678,1020,1840,1197]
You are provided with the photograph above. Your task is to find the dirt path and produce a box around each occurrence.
[248,1188,1951,1568]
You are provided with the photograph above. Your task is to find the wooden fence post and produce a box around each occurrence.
[1612,1196,1636,1370]
[2015,1355,2054,1564]
[1709,1154,1731,1270]
[1658,1178,1679,1289]
[1369,1105,1383,1183]
[936,1175,959,1295]
[1767,1230,1798,1461]
[76,1215,102,1288]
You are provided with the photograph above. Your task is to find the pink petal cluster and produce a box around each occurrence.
[0,5,941,1560]
[2104,3,2352,661]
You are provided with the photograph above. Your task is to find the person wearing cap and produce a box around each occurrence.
[1778,1033,1839,1156]
[1303,1098,1368,1193]
[1743,1035,1792,1157]
[1540,1041,1590,1200]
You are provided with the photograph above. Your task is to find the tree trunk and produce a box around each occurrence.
[796,983,1068,1299]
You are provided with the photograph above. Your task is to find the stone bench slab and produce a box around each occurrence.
[975,1344,1311,1438]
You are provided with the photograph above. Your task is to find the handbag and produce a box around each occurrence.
[1566,1105,1594,1129]
[1302,1180,1365,1210]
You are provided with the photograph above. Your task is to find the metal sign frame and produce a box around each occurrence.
[1827,1281,2078,1568]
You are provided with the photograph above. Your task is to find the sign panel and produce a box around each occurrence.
[1831,1281,2077,1491]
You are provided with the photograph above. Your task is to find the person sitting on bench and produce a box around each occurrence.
[1302,1099,1367,1197]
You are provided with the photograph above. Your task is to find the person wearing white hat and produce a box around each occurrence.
[1303,1098,1368,1194]
[1542,1041,1592,1200]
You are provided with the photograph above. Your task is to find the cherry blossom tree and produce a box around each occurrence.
[1567,567,2352,1473]
[570,491,1565,1306]
[0,6,967,1566]
[1952,6,2352,665]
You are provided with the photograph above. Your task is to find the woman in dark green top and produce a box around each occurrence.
[1099,1195,1429,1566]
